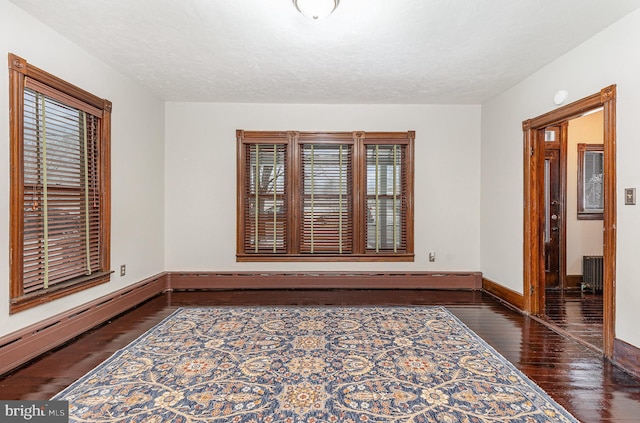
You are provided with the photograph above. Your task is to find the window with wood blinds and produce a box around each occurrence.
[9,54,112,313]
[237,130,414,262]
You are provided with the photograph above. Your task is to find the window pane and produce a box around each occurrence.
[366,144,405,252]
[22,88,101,291]
[300,144,352,253]
[584,151,604,211]
[244,143,287,253]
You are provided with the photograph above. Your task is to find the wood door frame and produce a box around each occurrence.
[542,123,568,292]
[523,85,616,358]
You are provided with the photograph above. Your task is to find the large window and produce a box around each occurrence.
[9,54,112,313]
[237,130,414,261]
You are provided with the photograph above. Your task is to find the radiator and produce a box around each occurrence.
[582,255,603,291]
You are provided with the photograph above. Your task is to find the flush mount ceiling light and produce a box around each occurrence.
[293,0,340,20]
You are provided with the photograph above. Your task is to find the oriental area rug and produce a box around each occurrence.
[53,306,579,422]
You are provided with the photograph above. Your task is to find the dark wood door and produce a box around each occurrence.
[544,133,562,289]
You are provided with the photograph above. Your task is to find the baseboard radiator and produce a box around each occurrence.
[167,271,483,291]
[0,271,480,377]
[582,255,604,291]
[0,274,167,377]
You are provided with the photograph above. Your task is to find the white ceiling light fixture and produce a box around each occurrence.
[293,0,340,20]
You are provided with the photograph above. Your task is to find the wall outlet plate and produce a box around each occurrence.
[625,188,636,205]
[120,264,126,276]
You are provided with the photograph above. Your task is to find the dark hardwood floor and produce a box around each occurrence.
[1,289,639,422]
[544,289,604,351]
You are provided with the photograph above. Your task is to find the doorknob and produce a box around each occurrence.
[551,214,558,220]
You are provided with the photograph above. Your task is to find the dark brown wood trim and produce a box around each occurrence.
[528,91,602,128]
[482,277,524,310]
[10,272,112,314]
[236,130,246,256]
[8,53,108,110]
[101,100,112,274]
[559,122,568,289]
[8,54,25,301]
[0,273,167,377]
[0,270,482,376]
[522,120,541,314]
[405,131,416,255]
[522,85,616,358]
[613,338,640,380]
[167,271,482,291]
[602,86,617,358]
[236,254,415,262]
[9,270,638,380]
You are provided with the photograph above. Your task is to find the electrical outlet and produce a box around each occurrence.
[428,252,436,262]
[120,264,126,277]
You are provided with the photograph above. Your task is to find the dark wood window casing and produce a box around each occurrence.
[237,130,414,262]
[9,53,112,313]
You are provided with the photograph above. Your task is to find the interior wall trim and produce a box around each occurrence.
[0,273,167,377]
[3,270,639,379]
[565,275,583,290]
[0,270,475,376]
[614,338,640,380]
[482,277,525,310]
[167,271,483,291]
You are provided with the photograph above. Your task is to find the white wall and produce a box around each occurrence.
[481,8,640,348]
[0,0,166,337]
[165,103,481,273]
[566,112,603,276]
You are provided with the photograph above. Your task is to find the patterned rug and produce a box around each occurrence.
[53,306,579,422]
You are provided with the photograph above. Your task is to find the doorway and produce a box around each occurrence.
[542,125,565,290]
[522,85,616,358]
[542,116,606,351]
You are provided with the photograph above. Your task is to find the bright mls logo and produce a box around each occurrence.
[0,401,68,422]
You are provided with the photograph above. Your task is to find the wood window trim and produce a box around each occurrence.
[8,53,112,314]
[577,143,604,220]
[236,130,414,262]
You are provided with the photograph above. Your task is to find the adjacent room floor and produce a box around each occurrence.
[0,289,638,422]
[544,288,604,351]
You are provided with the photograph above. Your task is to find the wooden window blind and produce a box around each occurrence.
[365,144,407,253]
[22,89,102,292]
[243,143,288,253]
[9,53,112,313]
[237,130,414,262]
[300,143,353,254]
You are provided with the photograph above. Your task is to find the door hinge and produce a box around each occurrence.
[530,146,535,156]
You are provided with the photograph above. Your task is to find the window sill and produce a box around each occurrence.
[10,271,113,314]
[236,253,415,263]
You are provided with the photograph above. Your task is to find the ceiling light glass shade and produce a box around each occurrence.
[293,0,340,19]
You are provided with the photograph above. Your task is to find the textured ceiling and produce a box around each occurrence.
[9,0,640,104]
